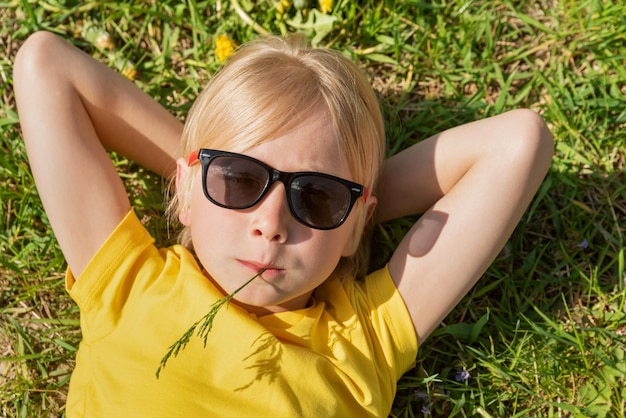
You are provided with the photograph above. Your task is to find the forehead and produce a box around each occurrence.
[242,113,351,179]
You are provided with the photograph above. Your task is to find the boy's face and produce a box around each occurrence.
[178,114,374,315]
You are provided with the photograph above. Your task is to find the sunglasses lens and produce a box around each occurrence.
[205,156,269,208]
[290,176,351,228]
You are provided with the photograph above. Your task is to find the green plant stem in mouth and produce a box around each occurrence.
[156,268,266,379]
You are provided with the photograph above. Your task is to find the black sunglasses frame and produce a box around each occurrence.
[187,148,368,230]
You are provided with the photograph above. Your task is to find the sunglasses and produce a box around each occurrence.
[187,149,369,230]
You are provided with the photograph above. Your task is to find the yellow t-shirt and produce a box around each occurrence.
[65,210,417,417]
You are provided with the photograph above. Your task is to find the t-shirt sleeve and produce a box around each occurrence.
[360,265,418,380]
[65,209,160,342]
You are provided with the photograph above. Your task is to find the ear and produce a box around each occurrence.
[176,157,192,226]
[364,194,378,224]
[341,195,378,257]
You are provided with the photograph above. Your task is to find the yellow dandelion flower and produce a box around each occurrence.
[110,55,137,80]
[121,64,137,81]
[215,34,237,63]
[276,0,291,14]
[319,0,333,14]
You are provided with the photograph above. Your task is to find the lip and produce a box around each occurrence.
[238,260,285,279]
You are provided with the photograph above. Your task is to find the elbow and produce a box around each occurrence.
[13,31,62,93]
[504,108,554,178]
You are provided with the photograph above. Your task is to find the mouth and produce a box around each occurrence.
[239,260,285,279]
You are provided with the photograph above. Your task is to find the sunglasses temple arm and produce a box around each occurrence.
[187,149,201,166]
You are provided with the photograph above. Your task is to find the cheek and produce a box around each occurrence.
[188,202,241,281]
[188,187,230,247]
[308,225,355,268]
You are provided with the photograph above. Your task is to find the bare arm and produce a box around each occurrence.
[13,31,183,277]
[378,109,554,344]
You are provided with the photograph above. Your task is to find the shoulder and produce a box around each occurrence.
[66,210,200,309]
[66,210,152,283]
[318,266,418,351]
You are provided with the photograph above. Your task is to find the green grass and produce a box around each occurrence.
[1,0,625,416]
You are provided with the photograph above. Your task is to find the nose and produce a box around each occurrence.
[250,182,290,243]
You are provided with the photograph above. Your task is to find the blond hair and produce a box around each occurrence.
[170,35,385,278]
